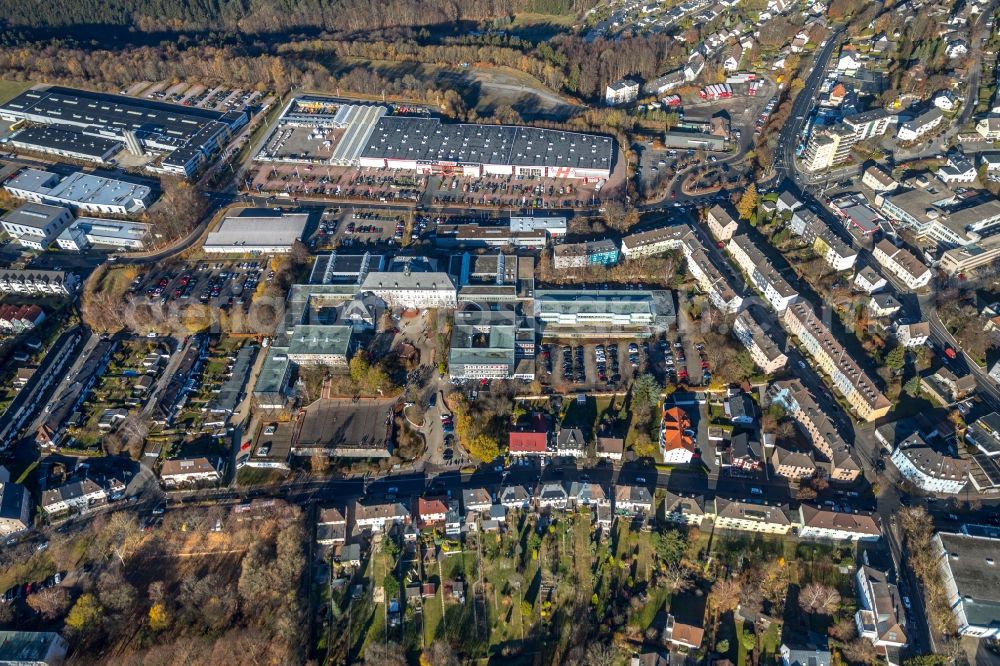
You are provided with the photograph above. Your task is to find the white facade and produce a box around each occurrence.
[872,240,931,289]
[732,310,787,374]
[605,80,640,105]
[890,440,968,494]
[360,272,457,310]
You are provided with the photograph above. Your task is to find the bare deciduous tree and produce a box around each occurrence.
[798,582,841,615]
[27,587,71,620]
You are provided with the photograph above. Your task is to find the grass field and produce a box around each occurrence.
[0,80,31,105]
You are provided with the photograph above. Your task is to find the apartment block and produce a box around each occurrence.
[872,240,931,289]
[706,204,739,241]
[711,497,791,534]
[732,309,787,374]
[727,234,799,312]
[769,379,863,481]
[781,303,891,422]
[789,210,857,271]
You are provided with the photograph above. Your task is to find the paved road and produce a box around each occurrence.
[774,28,845,188]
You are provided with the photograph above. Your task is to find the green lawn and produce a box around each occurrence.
[423,587,444,644]
[0,80,31,105]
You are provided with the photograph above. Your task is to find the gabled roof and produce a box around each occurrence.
[799,504,880,535]
[556,427,587,450]
[417,497,448,518]
[661,406,695,453]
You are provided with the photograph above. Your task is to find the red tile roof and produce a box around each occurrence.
[509,431,548,453]
[417,497,447,518]
[661,406,695,453]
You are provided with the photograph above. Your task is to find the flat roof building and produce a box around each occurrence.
[934,531,1000,638]
[309,252,385,285]
[359,115,615,180]
[204,209,309,254]
[56,217,150,251]
[4,168,154,215]
[1,203,74,250]
[292,398,394,458]
[7,125,122,164]
[449,309,535,382]
[286,325,354,368]
[0,85,247,177]
[535,289,675,338]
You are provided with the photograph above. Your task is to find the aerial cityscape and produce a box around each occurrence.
[0,0,999,664]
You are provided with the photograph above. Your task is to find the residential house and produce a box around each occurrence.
[605,79,640,105]
[0,482,31,536]
[890,433,969,494]
[780,646,831,666]
[662,492,706,527]
[732,309,788,374]
[416,497,448,527]
[723,431,762,472]
[780,306,891,423]
[568,482,608,508]
[462,488,492,514]
[39,478,107,516]
[771,445,817,480]
[711,497,791,534]
[159,457,221,487]
[707,204,739,242]
[317,506,347,546]
[555,427,587,458]
[869,293,902,318]
[896,108,944,142]
[853,266,887,294]
[340,543,362,567]
[509,430,550,457]
[353,499,410,531]
[614,485,653,516]
[662,614,705,650]
[797,505,881,542]
[659,405,696,464]
[895,321,929,347]
[725,393,756,424]
[536,482,569,510]
[862,165,898,192]
[855,566,909,651]
[596,435,624,461]
[920,367,976,405]
[499,485,531,510]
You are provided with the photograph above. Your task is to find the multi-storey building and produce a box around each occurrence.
[789,211,857,271]
[727,235,799,312]
[553,239,620,269]
[0,269,78,295]
[855,566,909,652]
[872,239,931,289]
[780,303,891,422]
[890,433,969,494]
[711,497,791,533]
[732,309,787,374]
[897,108,943,141]
[768,379,863,480]
[706,204,739,241]
[797,505,881,542]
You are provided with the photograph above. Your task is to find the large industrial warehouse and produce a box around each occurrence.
[257,96,616,180]
[359,116,615,179]
[0,86,248,176]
